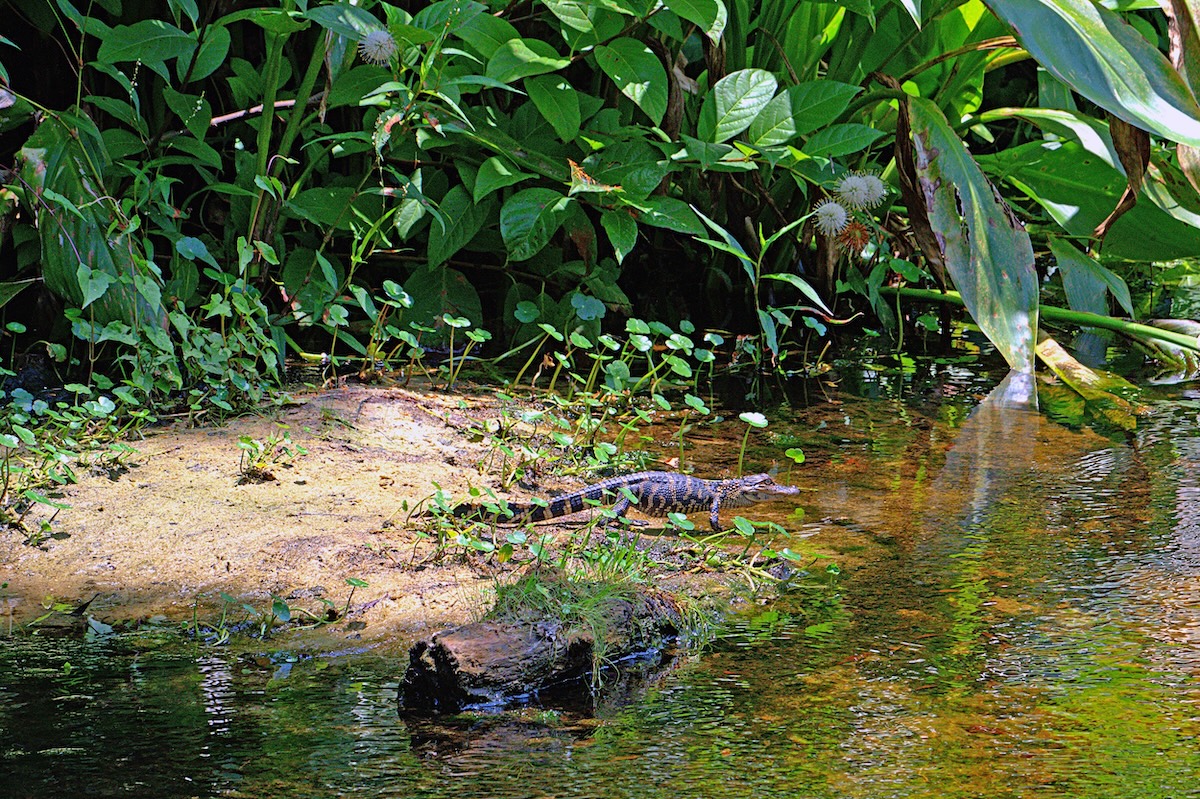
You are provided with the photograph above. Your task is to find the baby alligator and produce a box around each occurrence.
[457,471,799,532]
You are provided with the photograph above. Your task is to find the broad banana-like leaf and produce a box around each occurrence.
[907,98,1038,373]
[17,111,164,330]
[986,0,1200,147]
[1036,334,1148,431]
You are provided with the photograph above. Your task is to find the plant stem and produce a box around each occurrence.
[883,286,1200,354]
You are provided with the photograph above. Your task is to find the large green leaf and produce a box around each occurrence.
[909,98,1038,373]
[17,112,164,329]
[986,0,1200,146]
[747,81,861,146]
[96,19,196,80]
[303,2,382,39]
[500,188,572,261]
[665,0,720,31]
[601,209,638,264]
[697,69,778,143]
[454,11,520,59]
[473,156,536,202]
[1049,236,1133,318]
[525,75,580,141]
[594,38,668,125]
[486,38,570,83]
[428,186,494,268]
[803,123,885,158]
[542,0,594,32]
[979,139,1200,260]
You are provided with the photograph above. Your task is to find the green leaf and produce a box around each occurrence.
[594,38,668,125]
[514,300,540,323]
[910,98,1038,373]
[987,0,1200,146]
[303,3,383,39]
[1049,236,1133,318]
[18,113,163,328]
[803,123,885,158]
[328,65,391,109]
[664,0,719,31]
[542,0,594,32]
[601,209,637,264]
[500,188,572,261]
[454,11,520,59]
[474,156,536,202]
[897,0,921,26]
[571,292,606,321]
[747,81,862,146]
[0,279,36,309]
[761,272,832,315]
[188,24,230,82]
[697,68,778,143]
[739,411,768,428]
[486,38,570,83]
[691,204,755,282]
[77,262,115,309]
[162,87,212,141]
[402,263,484,339]
[429,186,493,268]
[97,20,196,80]
[979,140,1200,260]
[634,196,702,234]
[176,236,219,268]
[525,75,581,141]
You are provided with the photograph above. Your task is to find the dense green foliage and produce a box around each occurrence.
[2,0,1200,409]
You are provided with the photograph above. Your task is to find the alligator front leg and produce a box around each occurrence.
[709,498,723,532]
[598,495,633,528]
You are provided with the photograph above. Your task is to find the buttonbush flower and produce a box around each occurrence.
[836,220,872,252]
[835,171,888,210]
[359,29,398,65]
[813,199,849,236]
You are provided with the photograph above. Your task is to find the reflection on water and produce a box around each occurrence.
[2,374,1198,799]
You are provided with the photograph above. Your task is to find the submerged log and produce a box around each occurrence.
[400,589,683,713]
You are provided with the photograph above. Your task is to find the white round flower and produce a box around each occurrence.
[359,29,398,65]
[813,199,849,236]
[836,171,887,209]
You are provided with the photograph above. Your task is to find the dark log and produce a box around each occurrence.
[400,591,682,713]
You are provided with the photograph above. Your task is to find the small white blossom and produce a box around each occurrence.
[835,171,888,209]
[813,199,849,236]
[359,29,398,65]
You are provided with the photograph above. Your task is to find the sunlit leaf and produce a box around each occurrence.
[1036,334,1147,430]
[473,156,536,202]
[987,0,1200,146]
[909,98,1038,373]
[979,139,1200,260]
[594,37,667,125]
[698,68,778,143]
[486,37,570,83]
[747,80,861,146]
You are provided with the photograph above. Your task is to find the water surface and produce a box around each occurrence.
[2,371,1197,798]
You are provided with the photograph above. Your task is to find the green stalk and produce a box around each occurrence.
[883,286,1200,354]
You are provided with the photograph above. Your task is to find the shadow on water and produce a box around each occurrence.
[2,368,1199,798]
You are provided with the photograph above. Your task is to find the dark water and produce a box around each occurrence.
[2,369,1198,798]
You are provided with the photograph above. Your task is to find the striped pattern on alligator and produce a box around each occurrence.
[463,471,799,532]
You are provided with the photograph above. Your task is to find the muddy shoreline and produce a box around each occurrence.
[1,384,760,652]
